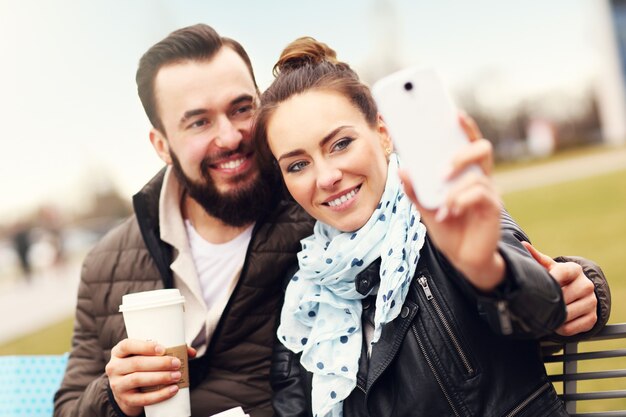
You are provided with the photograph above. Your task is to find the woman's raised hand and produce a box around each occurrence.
[400,112,505,292]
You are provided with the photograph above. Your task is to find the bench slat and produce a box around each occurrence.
[543,324,626,415]
[561,389,626,401]
[544,348,626,363]
[550,369,626,382]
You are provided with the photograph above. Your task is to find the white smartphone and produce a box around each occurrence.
[372,67,477,209]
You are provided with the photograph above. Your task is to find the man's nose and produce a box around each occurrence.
[214,116,243,150]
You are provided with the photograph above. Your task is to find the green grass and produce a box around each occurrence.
[0,316,74,355]
[495,142,626,174]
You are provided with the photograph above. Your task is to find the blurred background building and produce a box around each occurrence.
[359,0,626,163]
[597,0,626,146]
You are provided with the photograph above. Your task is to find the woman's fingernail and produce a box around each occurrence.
[169,385,179,394]
[171,358,181,368]
[154,345,165,355]
[171,371,181,381]
[435,206,449,222]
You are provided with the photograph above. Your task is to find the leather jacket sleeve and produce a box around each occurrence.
[500,209,611,341]
[272,264,313,417]
[502,210,611,343]
[465,210,567,338]
[271,336,312,417]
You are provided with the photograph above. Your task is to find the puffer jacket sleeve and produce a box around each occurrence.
[456,210,567,339]
[53,248,129,417]
[547,255,611,343]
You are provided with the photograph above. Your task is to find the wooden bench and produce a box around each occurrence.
[543,323,626,416]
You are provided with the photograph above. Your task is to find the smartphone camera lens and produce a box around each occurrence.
[404,82,413,91]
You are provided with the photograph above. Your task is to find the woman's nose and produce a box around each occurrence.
[316,164,342,190]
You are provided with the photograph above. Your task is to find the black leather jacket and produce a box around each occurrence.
[271,213,570,417]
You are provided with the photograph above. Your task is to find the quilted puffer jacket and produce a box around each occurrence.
[54,169,314,417]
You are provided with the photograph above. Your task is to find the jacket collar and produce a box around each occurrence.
[132,167,174,288]
[353,258,420,392]
[355,258,382,295]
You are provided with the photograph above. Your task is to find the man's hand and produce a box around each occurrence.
[522,241,597,336]
[105,339,196,416]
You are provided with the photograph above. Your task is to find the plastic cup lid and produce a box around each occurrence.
[119,289,185,312]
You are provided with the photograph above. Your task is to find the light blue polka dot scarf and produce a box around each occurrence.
[277,154,426,417]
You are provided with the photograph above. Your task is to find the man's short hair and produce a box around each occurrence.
[136,23,258,133]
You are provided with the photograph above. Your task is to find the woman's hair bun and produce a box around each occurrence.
[273,37,338,76]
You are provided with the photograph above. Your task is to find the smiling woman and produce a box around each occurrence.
[252,36,576,417]
[266,90,391,232]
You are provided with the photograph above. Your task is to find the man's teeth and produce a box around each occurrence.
[327,187,359,207]
[218,158,246,169]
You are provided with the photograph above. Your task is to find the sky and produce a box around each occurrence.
[0,0,609,224]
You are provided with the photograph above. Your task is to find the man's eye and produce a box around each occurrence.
[287,161,309,173]
[189,119,209,129]
[233,105,254,116]
[332,137,353,152]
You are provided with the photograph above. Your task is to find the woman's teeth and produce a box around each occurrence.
[327,187,360,207]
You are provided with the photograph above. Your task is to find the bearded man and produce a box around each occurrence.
[53,24,313,417]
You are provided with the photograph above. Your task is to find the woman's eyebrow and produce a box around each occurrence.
[277,125,352,162]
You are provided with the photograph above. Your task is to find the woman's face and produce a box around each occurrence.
[266,90,391,232]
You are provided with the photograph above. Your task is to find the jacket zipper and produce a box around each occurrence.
[411,325,461,417]
[497,300,513,335]
[200,222,260,364]
[418,276,474,375]
[504,382,550,417]
[356,381,366,393]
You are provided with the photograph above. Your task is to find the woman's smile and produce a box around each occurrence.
[266,90,391,232]
[322,184,361,209]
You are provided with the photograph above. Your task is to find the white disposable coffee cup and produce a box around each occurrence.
[119,289,190,417]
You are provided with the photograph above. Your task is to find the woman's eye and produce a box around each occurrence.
[287,160,309,173]
[332,137,353,152]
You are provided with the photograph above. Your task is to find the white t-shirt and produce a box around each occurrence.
[184,220,254,310]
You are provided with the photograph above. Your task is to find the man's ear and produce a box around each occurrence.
[149,128,172,165]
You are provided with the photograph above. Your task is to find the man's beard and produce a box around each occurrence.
[169,147,278,227]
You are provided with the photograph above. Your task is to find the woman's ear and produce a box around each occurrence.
[149,128,173,165]
[377,114,393,156]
